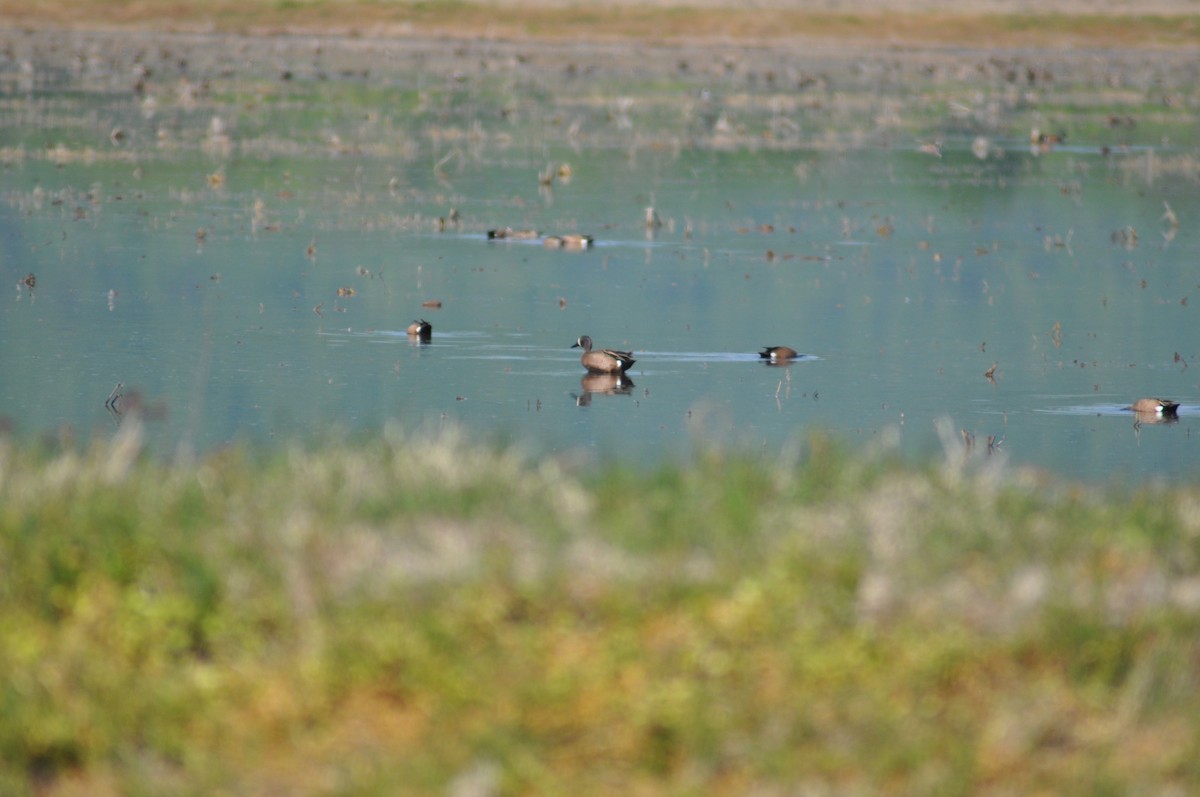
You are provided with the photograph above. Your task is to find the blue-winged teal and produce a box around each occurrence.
[759,346,799,363]
[487,227,539,240]
[1127,398,1179,416]
[543,234,594,250]
[573,335,635,374]
[407,319,432,340]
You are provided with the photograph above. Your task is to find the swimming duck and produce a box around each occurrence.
[573,335,635,374]
[543,234,594,250]
[406,319,432,340]
[759,346,800,364]
[1126,398,1179,416]
[1031,127,1066,152]
[487,228,539,240]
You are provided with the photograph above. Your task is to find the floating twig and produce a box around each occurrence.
[105,382,123,412]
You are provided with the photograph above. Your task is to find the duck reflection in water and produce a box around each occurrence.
[573,372,636,407]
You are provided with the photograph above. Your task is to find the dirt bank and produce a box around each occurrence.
[1,0,1198,49]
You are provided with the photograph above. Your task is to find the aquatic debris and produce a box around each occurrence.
[645,206,663,229]
[918,140,941,158]
[421,299,443,309]
[984,362,998,382]
[961,429,1003,455]
[1162,201,1179,230]
[1111,226,1138,249]
[21,273,36,290]
[1162,201,1179,246]
[104,383,122,412]
[537,163,573,188]
[337,287,356,297]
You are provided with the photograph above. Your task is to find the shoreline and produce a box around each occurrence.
[1,2,1198,50]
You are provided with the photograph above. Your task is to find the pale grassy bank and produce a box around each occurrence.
[1,0,1198,48]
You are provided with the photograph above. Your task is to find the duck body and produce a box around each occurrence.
[407,319,432,340]
[759,346,799,363]
[1127,398,1179,416]
[543,234,594,250]
[1031,127,1066,152]
[573,335,635,374]
[487,227,539,240]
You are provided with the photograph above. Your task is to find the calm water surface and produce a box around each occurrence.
[2,32,1198,482]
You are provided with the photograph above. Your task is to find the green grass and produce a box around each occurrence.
[3,422,1200,795]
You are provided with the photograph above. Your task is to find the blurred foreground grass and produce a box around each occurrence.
[3,422,1200,795]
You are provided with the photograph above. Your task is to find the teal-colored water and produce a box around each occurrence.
[2,32,1198,481]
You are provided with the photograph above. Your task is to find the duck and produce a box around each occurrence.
[406,319,432,340]
[572,335,635,374]
[543,234,594,250]
[1126,398,1179,416]
[487,227,539,240]
[1031,127,1066,152]
[759,346,800,364]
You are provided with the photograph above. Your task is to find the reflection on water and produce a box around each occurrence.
[574,373,636,407]
[1,30,1198,482]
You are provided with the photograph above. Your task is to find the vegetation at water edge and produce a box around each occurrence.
[2,422,1200,795]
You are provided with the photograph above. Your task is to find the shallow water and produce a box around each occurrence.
[2,31,1198,481]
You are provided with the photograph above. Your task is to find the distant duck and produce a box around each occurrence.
[573,335,635,374]
[543,233,594,250]
[1126,398,1179,416]
[487,227,539,240]
[759,346,800,364]
[917,140,942,158]
[406,319,432,340]
[1031,127,1066,152]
